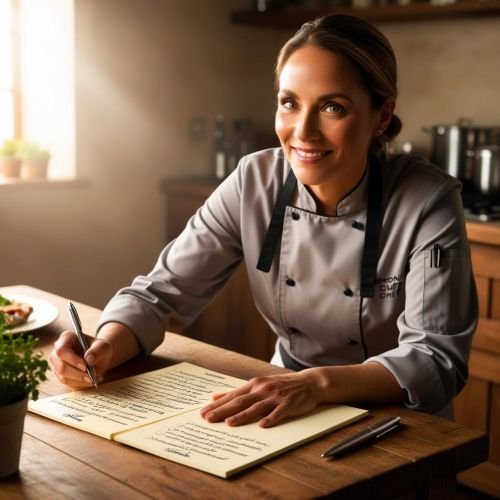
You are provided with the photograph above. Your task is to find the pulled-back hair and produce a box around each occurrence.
[275,15,402,152]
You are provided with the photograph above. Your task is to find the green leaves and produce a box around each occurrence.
[0,140,51,161]
[0,139,18,158]
[0,333,49,405]
[1,294,49,404]
[0,294,12,306]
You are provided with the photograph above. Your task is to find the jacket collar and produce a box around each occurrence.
[295,165,369,216]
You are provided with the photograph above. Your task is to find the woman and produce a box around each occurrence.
[51,15,477,428]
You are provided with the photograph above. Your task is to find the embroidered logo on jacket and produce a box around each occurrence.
[376,275,403,299]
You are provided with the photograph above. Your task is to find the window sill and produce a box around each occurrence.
[0,177,89,190]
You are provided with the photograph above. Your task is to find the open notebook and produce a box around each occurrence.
[28,362,368,478]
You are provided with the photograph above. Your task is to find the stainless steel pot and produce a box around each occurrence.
[424,120,500,182]
[471,145,500,195]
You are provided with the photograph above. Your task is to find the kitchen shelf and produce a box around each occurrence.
[231,0,500,27]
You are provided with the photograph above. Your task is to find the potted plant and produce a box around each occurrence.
[0,139,22,178]
[0,310,49,478]
[18,141,51,179]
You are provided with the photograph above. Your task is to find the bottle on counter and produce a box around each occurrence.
[238,118,256,158]
[213,114,227,180]
[228,118,258,174]
[226,122,239,175]
[213,116,257,180]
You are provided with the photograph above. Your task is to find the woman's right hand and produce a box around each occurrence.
[50,331,113,388]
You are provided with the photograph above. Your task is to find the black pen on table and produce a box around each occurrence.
[321,416,401,459]
[67,301,98,389]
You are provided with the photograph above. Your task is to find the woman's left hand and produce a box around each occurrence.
[199,369,326,428]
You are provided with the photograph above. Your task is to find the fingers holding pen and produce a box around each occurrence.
[50,330,109,387]
[50,332,90,387]
[83,337,112,375]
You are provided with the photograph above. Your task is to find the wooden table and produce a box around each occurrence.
[0,285,489,499]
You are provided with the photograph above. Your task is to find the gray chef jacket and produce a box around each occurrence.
[98,148,478,414]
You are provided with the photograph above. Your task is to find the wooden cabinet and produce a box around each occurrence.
[161,178,276,362]
[453,221,500,498]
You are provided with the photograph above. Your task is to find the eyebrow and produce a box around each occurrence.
[278,88,354,103]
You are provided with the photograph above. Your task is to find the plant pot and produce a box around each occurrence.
[0,397,28,478]
[0,157,22,178]
[21,159,49,179]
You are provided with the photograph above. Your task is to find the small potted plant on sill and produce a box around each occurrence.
[18,141,51,180]
[0,139,22,178]
[0,309,49,478]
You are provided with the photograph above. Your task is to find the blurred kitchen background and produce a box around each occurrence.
[1,1,500,497]
[0,0,498,306]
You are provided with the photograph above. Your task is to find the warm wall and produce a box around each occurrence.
[1,0,282,308]
[1,3,499,312]
[380,17,500,153]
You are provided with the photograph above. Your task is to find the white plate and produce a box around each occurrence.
[0,293,59,334]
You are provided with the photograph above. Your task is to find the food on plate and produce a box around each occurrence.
[0,295,33,328]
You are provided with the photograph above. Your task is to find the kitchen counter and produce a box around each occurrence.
[466,219,500,246]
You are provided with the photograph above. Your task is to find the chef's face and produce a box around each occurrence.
[275,45,390,211]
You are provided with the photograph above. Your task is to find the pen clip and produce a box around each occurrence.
[370,415,401,433]
[320,416,401,459]
[430,244,442,268]
[375,423,400,439]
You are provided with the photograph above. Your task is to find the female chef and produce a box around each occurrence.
[51,15,477,428]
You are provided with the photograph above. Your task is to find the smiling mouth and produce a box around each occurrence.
[292,147,331,160]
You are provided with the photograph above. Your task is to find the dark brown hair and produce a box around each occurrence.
[275,15,402,152]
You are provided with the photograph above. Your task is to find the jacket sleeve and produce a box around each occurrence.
[365,179,478,413]
[96,163,246,355]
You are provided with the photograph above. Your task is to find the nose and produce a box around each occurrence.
[295,110,321,142]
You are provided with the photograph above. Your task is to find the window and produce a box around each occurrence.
[1,0,75,179]
[0,0,20,142]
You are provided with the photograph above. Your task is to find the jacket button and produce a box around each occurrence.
[346,338,358,345]
[351,221,364,230]
[286,278,296,287]
[343,288,353,297]
[291,212,300,220]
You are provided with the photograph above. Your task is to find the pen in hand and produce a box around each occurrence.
[321,416,401,458]
[67,301,98,389]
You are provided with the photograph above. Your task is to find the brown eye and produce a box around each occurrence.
[324,102,345,115]
[280,98,295,110]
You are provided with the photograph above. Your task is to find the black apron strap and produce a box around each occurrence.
[360,154,383,298]
[279,342,308,371]
[256,169,297,272]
